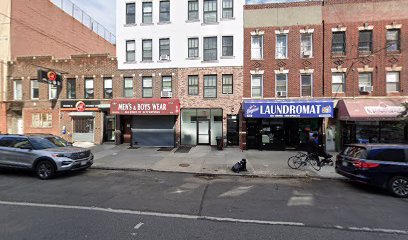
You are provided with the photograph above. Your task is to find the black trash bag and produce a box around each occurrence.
[240,159,247,171]
[231,162,242,173]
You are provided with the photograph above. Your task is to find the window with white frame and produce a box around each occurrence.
[14,80,22,100]
[251,35,263,59]
[386,29,400,52]
[123,77,133,98]
[222,0,233,18]
[188,75,199,95]
[159,38,170,59]
[204,75,217,98]
[188,38,199,58]
[301,74,312,97]
[85,78,94,99]
[358,30,372,53]
[126,3,135,24]
[204,37,217,61]
[276,74,287,97]
[104,78,113,99]
[142,39,153,61]
[222,36,233,57]
[276,34,288,59]
[332,31,346,54]
[143,77,153,98]
[332,73,345,93]
[159,0,170,22]
[386,72,400,92]
[126,40,135,62]
[203,0,217,23]
[31,80,39,100]
[49,84,58,100]
[222,74,233,94]
[162,76,172,92]
[32,113,52,128]
[142,2,153,23]
[251,75,262,98]
[188,0,199,20]
[301,33,312,58]
[359,73,372,87]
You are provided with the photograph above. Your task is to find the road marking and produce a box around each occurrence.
[134,222,144,229]
[287,191,314,206]
[0,200,407,235]
[218,186,254,198]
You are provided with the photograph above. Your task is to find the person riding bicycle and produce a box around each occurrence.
[308,133,332,166]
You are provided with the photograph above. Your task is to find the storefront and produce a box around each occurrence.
[242,100,334,150]
[338,99,408,148]
[111,98,180,147]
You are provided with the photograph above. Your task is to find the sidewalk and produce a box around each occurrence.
[88,144,343,179]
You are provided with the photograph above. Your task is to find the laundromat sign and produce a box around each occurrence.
[243,100,334,118]
[110,98,180,115]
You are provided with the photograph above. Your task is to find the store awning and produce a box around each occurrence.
[338,99,408,121]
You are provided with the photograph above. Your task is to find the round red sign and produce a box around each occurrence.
[47,71,57,81]
[75,101,86,112]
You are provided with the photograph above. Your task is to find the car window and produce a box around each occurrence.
[44,137,69,147]
[29,137,60,150]
[343,146,367,159]
[367,148,406,163]
[8,138,32,149]
[0,137,15,147]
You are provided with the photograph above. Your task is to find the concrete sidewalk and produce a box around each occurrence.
[87,144,343,179]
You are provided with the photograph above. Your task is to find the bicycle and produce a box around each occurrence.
[288,152,334,171]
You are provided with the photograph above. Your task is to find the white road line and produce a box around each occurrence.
[0,200,407,235]
[134,222,144,229]
[218,186,254,198]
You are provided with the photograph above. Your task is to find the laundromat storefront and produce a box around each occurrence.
[110,98,180,147]
[242,99,334,150]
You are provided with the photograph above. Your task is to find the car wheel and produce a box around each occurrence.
[388,176,408,198]
[36,160,55,180]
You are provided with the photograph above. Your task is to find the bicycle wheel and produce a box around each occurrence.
[307,156,321,171]
[288,156,303,169]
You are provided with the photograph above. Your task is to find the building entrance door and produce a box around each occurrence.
[197,117,210,145]
[104,115,115,142]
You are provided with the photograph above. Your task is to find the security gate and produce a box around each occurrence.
[72,117,95,142]
[131,116,175,147]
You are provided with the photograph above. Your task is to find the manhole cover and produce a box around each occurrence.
[179,163,190,167]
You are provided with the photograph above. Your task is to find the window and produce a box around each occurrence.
[203,0,217,23]
[126,40,135,62]
[188,38,199,58]
[276,34,288,59]
[142,2,153,24]
[142,39,153,61]
[387,29,400,52]
[332,32,346,54]
[251,35,263,59]
[222,75,233,94]
[126,3,135,24]
[332,73,345,93]
[301,74,312,97]
[188,0,199,20]
[31,80,39,99]
[222,36,233,57]
[159,38,170,59]
[142,77,153,98]
[162,76,172,92]
[204,75,217,98]
[123,77,133,98]
[13,80,22,100]
[49,84,58,100]
[251,75,262,98]
[85,78,94,99]
[359,73,372,87]
[188,75,199,95]
[222,0,233,18]
[32,113,52,128]
[301,33,313,58]
[204,37,217,61]
[358,30,372,53]
[67,78,76,99]
[159,0,170,22]
[386,72,400,92]
[104,78,113,99]
[276,74,287,97]
[367,149,406,163]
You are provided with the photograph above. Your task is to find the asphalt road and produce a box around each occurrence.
[0,168,407,240]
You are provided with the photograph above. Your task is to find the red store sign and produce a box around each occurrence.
[110,98,180,115]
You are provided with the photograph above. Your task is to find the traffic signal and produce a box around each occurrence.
[37,69,62,85]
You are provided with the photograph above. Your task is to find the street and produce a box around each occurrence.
[0,168,407,240]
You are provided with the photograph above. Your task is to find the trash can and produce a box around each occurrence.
[216,137,223,150]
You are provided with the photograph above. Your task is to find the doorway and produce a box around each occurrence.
[227,115,239,146]
[104,115,116,142]
[197,117,210,145]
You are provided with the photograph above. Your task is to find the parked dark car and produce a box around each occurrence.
[336,144,408,198]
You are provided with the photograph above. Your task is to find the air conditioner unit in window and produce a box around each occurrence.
[159,54,170,61]
[303,51,311,57]
[161,90,172,98]
[359,86,373,92]
[277,91,287,97]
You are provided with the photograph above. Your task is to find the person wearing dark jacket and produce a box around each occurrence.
[308,133,332,166]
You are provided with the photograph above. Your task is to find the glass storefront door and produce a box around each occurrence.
[104,115,115,142]
[198,117,210,145]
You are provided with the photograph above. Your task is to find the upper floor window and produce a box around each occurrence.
[386,29,400,52]
[123,77,133,98]
[159,0,170,22]
[204,37,217,61]
[276,74,287,98]
[159,38,170,60]
[332,32,346,54]
[276,34,288,59]
[203,0,217,23]
[301,74,312,97]
[188,0,199,21]
[162,76,172,92]
[126,40,135,62]
[204,75,217,98]
[251,75,262,98]
[222,36,233,57]
[386,72,400,92]
[358,30,372,53]
[301,33,312,58]
[142,2,153,24]
[142,39,153,61]
[142,77,153,98]
[222,0,233,18]
[332,73,345,93]
[67,78,76,99]
[251,35,263,59]
[359,73,372,88]
[126,3,135,24]
[188,38,199,58]
[104,78,113,99]
[13,80,22,100]
[85,78,94,99]
[222,74,233,94]
[49,84,58,100]
[31,80,39,100]
[188,75,199,95]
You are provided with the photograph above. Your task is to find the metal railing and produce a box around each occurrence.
[50,0,116,44]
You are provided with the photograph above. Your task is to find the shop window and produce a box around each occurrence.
[222,36,233,57]
[126,40,136,62]
[142,2,153,24]
[49,84,58,100]
[358,30,372,54]
[251,35,263,59]
[222,74,233,94]
[159,38,170,60]
[332,73,345,93]
[386,72,400,92]
[162,76,172,92]
[251,75,262,98]
[181,109,197,145]
[188,0,199,21]
[104,78,113,99]
[276,74,287,98]
[210,109,223,146]
[126,3,135,24]
[188,75,199,95]
[301,74,312,97]
[204,75,217,98]
[32,113,52,128]
[67,78,76,99]
[85,78,94,99]
[332,32,346,54]
[188,38,199,58]
[142,39,153,61]
[142,77,153,98]
[203,0,217,23]
[276,34,288,59]
[123,77,133,98]
[222,0,233,18]
[31,80,39,100]
[301,33,312,58]
[13,80,22,100]
[356,121,380,144]
[204,37,217,61]
[386,29,400,52]
[358,73,372,87]
[381,121,407,144]
[74,117,94,133]
[159,0,170,22]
